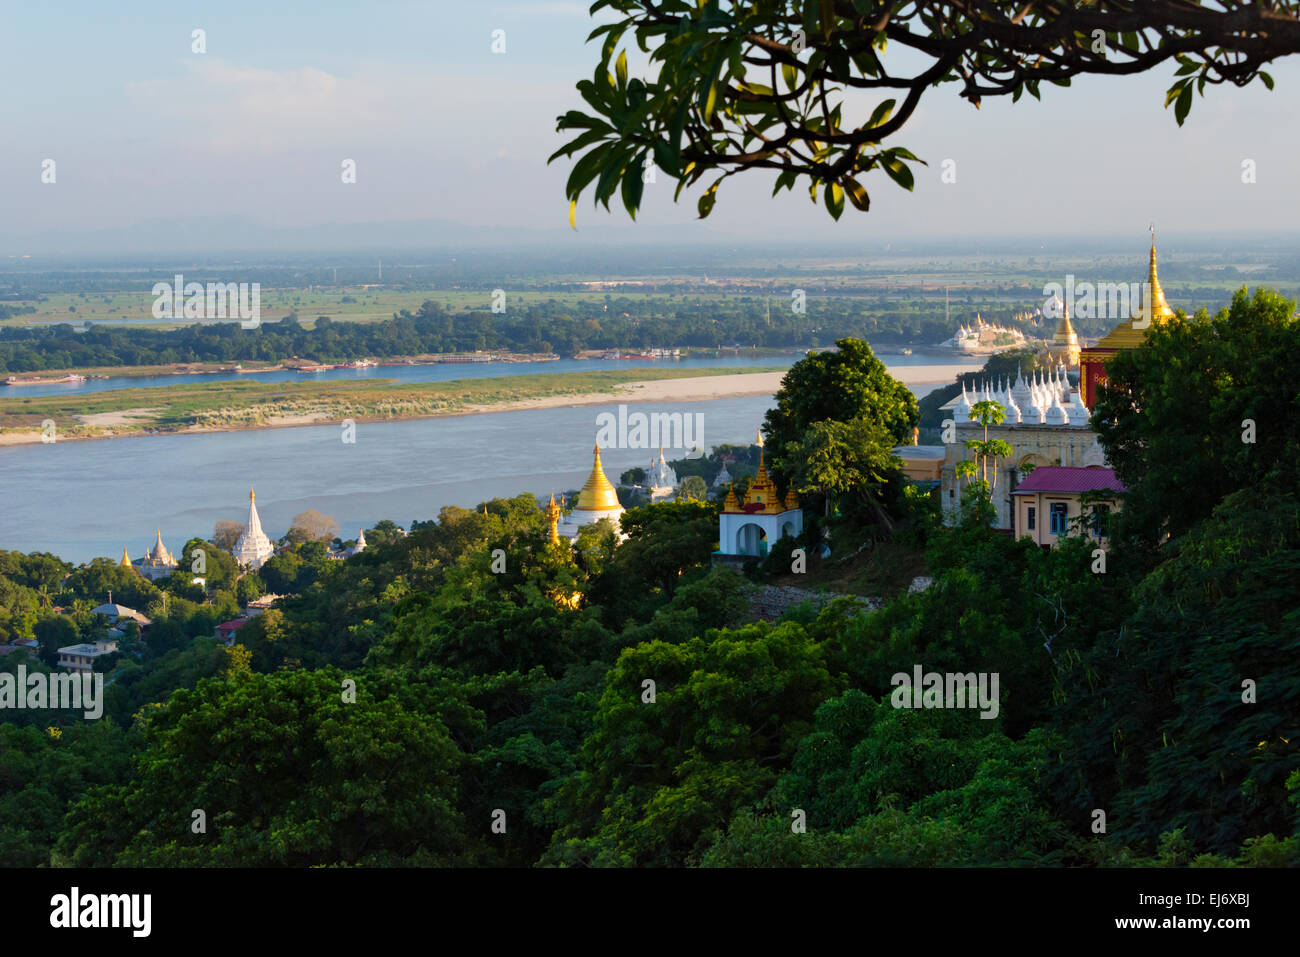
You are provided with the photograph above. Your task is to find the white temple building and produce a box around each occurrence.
[717,431,803,558]
[128,530,178,581]
[232,488,275,570]
[645,447,679,501]
[329,528,367,561]
[711,457,734,489]
[940,314,1029,355]
[938,362,1105,529]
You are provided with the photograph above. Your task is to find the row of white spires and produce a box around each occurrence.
[952,315,1025,338]
[953,361,1091,427]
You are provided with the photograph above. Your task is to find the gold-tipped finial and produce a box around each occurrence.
[250,487,255,502]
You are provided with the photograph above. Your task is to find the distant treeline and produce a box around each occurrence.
[0,298,983,371]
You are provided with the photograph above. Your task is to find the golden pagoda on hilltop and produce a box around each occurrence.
[1080,234,1180,406]
[717,430,803,558]
[556,443,626,540]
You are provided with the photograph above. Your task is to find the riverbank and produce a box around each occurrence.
[0,361,979,447]
[0,367,782,446]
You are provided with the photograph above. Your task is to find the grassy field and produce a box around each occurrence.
[4,268,1277,329]
[0,366,786,439]
[6,287,726,327]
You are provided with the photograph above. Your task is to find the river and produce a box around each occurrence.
[0,356,973,564]
[0,350,960,398]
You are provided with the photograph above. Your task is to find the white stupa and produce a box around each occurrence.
[232,488,275,570]
[645,447,679,501]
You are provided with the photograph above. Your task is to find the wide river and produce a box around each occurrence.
[0,354,972,564]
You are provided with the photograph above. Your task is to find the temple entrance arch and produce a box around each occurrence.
[736,523,768,557]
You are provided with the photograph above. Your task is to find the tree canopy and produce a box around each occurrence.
[553,1,1295,222]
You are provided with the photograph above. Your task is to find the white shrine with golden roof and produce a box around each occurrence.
[717,431,802,557]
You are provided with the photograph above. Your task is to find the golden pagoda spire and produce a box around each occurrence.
[744,428,780,512]
[250,487,255,502]
[120,546,132,567]
[575,443,621,512]
[545,493,562,545]
[723,484,740,512]
[1137,229,1175,326]
[1055,294,1076,340]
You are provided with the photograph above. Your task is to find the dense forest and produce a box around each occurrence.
[1,288,1296,867]
[3,297,990,372]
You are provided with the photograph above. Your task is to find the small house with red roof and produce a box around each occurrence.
[214,618,250,645]
[1012,466,1126,548]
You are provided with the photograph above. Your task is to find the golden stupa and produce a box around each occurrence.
[1080,234,1180,406]
[575,444,622,512]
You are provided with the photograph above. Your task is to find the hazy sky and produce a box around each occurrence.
[4,0,1299,248]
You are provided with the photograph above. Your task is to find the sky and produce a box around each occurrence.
[3,0,1299,252]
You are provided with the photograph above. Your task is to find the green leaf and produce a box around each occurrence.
[653,138,681,177]
[621,162,645,220]
[771,169,797,197]
[563,143,613,200]
[697,184,718,219]
[1261,71,1275,91]
[843,176,869,212]
[866,98,896,130]
[1174,83,1193,126]
[615,50,628,88]
[703,79,719,120]
[882,158,914,191]
[781,63,798,92]
[824,181,844,220]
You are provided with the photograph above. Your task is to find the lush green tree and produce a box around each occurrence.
[57,669,472,866]
[365,519,406,547]
[1052,488,1300,855]
[64,558,159,610]
[679,474,708,502]
[778,416,902,529]
[543,621,838,866]
[1093,287,1300,548]
[762,338,918,491]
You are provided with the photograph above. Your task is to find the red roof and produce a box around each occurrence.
[216,619,249,633]
[1012,466,1125,495]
